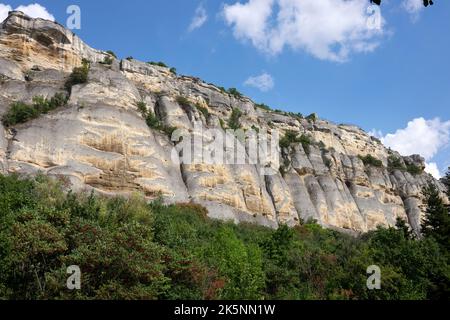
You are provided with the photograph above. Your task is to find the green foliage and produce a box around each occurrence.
[135,101,147,116]
[306,113,318,122]
[422,184,450,252]
[255,103,272,111]
[219,118,226,130]
[176,96,191,107]
[0,174,449,300]
[195,103,210,119]
[388,156,423,175]
[406,164,423,175]
[105,50,117,58]
[227,88,243,98]
[442,167,450,198]
[205,227,265,299]
[388,155,405,171]
[169,67,177,75]
[100,56,114,65]
[279,131,312,153]
[65,59,90,91]
[359,154,383,168]
[126,56,134,61]
[134,101,176,138]
[2,93,68,127]
[145,112,176,137]
[251,125,260,133]
[148,61,168,68]
[228,108,243,130]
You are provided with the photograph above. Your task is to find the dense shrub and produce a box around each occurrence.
[135,101,176,138]
[65,59,90,91]
[388,155,405,171]
[227,88,243,98]
[306,113,318,122]
[148,61,168,68]
[135,101,147,116]
[406,164,423,175]
[359,154,383,167]
[228,108,243,130]
[279,131,312,153]
[2,93,68,127]
[0,173,448,300]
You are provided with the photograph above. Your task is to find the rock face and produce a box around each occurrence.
[0,11,447,234]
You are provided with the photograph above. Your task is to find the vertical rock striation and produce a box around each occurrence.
[0,11,447,234]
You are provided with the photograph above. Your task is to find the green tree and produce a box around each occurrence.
[441,167,450,198]
[205,226,265,299]
[421,184,450,252]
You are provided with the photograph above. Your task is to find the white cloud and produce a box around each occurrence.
[244,72,274,92]
[0,3,54,23]
[15,3,54,21]
[402,0,424,21]
[188,3,208,32]
[381,118,450,161]
[223,0,384,62]
[402,0,424,14]
[0,4,13,23]
[425,162,441,179]
[374,117,450,179]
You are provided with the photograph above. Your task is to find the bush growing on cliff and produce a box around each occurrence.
[105,50,117,58]
[227,88,243,98]
[359,154,383,167]
[2,93,68,127]
[406,164,423,175]
[228,108,243,130]
[100,56,114,65]
[65,59,90,91]
[195,103,210,119]
[135,101,177,138]
[279,131,312,153]
[148,61,168,68]
[388,155,405,171]
[306,113,318,122]
[176,96,190,107]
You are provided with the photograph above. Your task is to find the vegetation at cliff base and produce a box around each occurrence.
[2,93,68,127]
[0,173,448,300]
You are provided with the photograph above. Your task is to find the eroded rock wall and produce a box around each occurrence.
[0,11,447,234]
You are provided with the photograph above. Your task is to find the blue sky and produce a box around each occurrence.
[1,0,449,177]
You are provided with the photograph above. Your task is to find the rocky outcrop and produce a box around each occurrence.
[0,11,447,234]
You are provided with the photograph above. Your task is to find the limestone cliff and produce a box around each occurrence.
[0,11,447,234]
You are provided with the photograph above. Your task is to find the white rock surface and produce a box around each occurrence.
[0,11,447,234]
